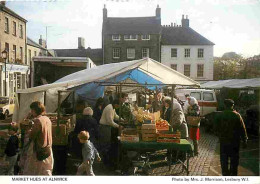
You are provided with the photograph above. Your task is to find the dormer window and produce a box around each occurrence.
[112,34,120,41]
[124,35,138,40]
[141,34,150,40]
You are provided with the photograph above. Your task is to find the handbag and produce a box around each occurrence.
[186,116,201,127]
[35,144,51,161]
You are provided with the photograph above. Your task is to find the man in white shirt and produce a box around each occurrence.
[100,99,122,128]
[99,99,123,168]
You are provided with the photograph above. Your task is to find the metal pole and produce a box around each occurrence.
[57,90,61,127]
[170,84,174,128]
[5,56,7,97]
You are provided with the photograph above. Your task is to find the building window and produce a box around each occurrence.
[20,47,23,62]
[184,49,190,58]
[184,64,190,77]
[112,34,120,41]
[28,49,31,65]
[142,48,149,58]
[34,51,37,56]
[127,48,135,59]
[141,35,150,40]
[19,24,23,38]
[5,17,9,33]
[124,35,138,40]
[12,21,16,36]
[197,64,204,77]
[170,64,177,71]
[198,48,204,58]
[112,48,120,59]
[12,45,16,62]
[171,48,177,58]
[5,43,9,62]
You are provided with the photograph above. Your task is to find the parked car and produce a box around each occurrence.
[0,97,15,119]
[175,88,218,116]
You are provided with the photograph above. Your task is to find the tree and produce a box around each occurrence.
[214,52,260,80]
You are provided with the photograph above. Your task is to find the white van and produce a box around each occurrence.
[175,88,217,117]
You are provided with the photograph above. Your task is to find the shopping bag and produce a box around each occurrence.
[186,116,200,126]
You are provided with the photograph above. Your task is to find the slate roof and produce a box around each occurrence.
[161,26,214,45]
[53,48,103,66]
[0,4,27,22]
[27,37,46,50]
[103,16,161,34]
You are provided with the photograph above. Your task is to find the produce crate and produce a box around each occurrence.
[142,136,157,142]
[141,124,156,130]
[157,138,180,143]
[186,116,200,126]
[119,136,139,142]
[141,129,157,134]
[52,124,68,145]
[142,133,157,142]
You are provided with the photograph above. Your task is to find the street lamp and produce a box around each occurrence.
[1,49,8,97]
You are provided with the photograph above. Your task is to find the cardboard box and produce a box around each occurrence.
[119,136,139,142]
[142,136,157,142]
[142,124,156,130]
[157,139,180,143]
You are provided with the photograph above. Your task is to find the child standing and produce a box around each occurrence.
[4,123,19,175]
[76,131,101,176]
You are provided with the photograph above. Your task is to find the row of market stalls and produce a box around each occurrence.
[13,57,199,123]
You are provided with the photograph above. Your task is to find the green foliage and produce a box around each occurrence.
[214,53,260,80]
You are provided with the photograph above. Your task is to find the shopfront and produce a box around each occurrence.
[0,63,29,97]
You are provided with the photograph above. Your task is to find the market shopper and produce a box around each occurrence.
[161,97,172,123]
[214,99,248,176]
[74,107,99,147]
[171,98,189,139]
[99,99,124,168]
[93,97,104,124]
[23,101,53,175]
[187,97,200,156]
[76,131,101,176]
[151,92,163,112]
[116,93,134,123]
[4,123,19,175]
[167,99,188,163]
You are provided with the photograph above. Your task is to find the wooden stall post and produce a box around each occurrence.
[119,84,122,121]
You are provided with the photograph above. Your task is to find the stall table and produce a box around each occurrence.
[119,139,193,175]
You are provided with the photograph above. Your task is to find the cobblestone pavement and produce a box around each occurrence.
[148,127,218,176]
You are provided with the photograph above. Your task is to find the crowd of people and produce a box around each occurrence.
[1,88,248,176]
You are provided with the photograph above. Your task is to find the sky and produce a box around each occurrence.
[5,0,260,58]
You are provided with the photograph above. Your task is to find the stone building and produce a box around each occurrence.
[51,37,103,66]
[0,2,28,96]
[161,15,215,81]
[102,5,161,64]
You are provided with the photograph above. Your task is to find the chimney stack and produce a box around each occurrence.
[78,37,85,49]
[155,5,161,24]
[103,4,107,20]
[0,1,6,6]
[39,35,47,48]
[181,14,189,28]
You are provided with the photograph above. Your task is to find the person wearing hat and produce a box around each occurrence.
[76,131,101,176]
[74,107,99,148]
[214,99,248,176]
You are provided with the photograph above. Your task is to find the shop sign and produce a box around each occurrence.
[2,64,29,73]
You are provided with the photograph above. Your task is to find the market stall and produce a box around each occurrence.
[12,58,199,175]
